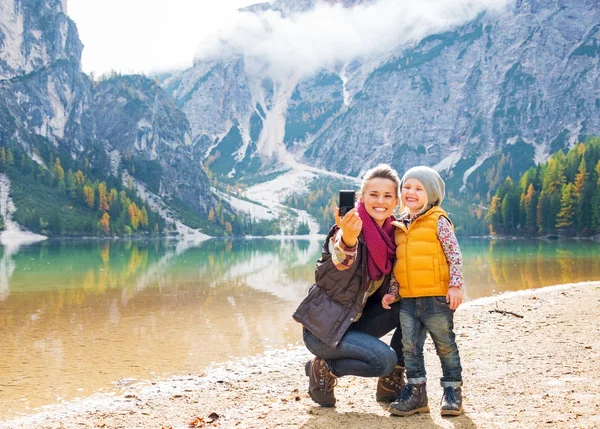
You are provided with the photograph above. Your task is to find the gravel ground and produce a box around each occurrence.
[2,281,599,429]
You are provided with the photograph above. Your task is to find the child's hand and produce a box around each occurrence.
[382,293,396,310]
[446,287,463,310]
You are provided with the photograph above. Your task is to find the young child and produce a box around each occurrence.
[381,166,465,417]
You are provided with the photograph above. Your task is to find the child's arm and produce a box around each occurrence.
[382,271,399,309]
[438,216,464,310]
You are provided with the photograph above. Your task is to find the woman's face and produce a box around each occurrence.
[360,178,399,226]
[401,178,428,215]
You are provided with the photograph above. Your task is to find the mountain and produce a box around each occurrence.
[162,0,374,182]
[0,0,218,236]
[0,0,91,154]
[0,0,79,80]
[163,0,600,205]
[305,0,600,196]
[92,74,215,214]
[2,0,600,237]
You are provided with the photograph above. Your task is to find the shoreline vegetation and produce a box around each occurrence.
[1,281,598,429]
[469,233,600,241]
[485,138,600,240]
[1,136,599,242]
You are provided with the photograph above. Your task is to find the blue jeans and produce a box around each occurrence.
[303,328,397,378]
[400,297,462,388]
[302,296,402,378]
[352,298,404,366]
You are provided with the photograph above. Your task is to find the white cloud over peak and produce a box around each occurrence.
[195,0,515,80]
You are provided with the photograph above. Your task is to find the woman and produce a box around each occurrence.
[293,164,405,407]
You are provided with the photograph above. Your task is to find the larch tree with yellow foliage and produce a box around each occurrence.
[83,185,95,208]
[98,183,110,211]
[54,158,64,182]
[129,202,140,231]
[99,212,110,234]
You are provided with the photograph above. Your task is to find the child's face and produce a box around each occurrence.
[360,178,399,227]
[401,178,428,215]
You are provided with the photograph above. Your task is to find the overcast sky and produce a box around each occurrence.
[67,0,259,76]
[68,0,514,78]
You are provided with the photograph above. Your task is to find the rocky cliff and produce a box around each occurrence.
[164,0,600,199]
[0,0,214,219]
[2,0,600,235]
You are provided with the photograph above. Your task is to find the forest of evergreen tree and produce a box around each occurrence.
[0,142,164,236]
[0,141,285,237]
[2,136,598,238]
[485,137,600,237]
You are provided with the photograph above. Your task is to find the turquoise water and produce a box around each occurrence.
[0,237,599,418]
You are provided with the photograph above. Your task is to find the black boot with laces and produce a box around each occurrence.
[440,386,463,416]
[389,382,430,416]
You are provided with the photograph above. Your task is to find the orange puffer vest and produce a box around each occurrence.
[393,206,450,298]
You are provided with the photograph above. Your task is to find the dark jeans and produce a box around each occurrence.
[353,298,404,365]
[400,297,462,388]
[302,297,403,378]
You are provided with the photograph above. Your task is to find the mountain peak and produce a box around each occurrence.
[0,0,81,79]
[240,0,372,16]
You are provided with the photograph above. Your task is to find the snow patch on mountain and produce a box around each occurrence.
[434,151,462,172]
[339,69,350,106]
[242,162,360,236]
[121,171,211,241]
[202,122,235,159]
[460,154,490,192]
[212,188,277,221]
[0,174,47,251]
[245,168,316,206]
[245,167,321,235]
[30,152,47,168]
[256,75,300,160]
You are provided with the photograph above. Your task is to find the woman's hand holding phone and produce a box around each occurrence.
[334,207,362,248]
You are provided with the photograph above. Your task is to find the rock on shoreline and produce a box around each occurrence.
[2,282,599,429]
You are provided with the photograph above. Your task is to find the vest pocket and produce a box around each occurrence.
[306,289,349,346]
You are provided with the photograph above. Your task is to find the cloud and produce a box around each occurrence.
[68,0,257,76]
[195,0,515,80]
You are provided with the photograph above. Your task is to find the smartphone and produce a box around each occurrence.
[339,190,356,217]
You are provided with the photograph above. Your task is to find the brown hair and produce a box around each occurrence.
[360,163,401,198]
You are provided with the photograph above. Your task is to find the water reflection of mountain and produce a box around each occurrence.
[0,247,15,301]
[185,239,321,301]
[3,237,599,417]
[0,238,322,418]
[461,239,600,299]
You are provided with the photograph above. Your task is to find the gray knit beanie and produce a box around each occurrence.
[401,166,445,208]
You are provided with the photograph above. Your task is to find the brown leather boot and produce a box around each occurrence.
[305,357,337,407]
[376,365,407,402]
[389,382,430,416]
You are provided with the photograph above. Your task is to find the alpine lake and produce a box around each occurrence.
[1,237,599,418]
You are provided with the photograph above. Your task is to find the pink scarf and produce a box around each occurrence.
[356,201,396,281]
